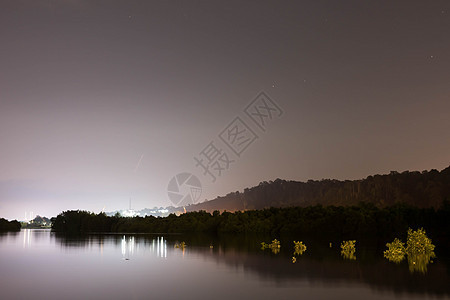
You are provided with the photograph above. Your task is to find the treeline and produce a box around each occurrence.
[52,202,450,246]
[0,218,21,231]
[186,166,450,212]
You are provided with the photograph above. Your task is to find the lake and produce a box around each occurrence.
[0,229,449,299]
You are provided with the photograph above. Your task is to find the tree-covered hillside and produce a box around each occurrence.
[186,167,450,212]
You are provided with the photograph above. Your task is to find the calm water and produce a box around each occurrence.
[0,229,449,300]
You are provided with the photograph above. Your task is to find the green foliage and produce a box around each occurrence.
[51,210,113,233]
[0,218,21,232]
[340,240,356,260]
[384,238,406,263]
[50,204,450,248]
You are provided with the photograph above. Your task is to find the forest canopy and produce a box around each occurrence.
[186,166,450,212]
[0,218,21,232]
[51,202,450,249]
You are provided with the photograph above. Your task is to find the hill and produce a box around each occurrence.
[21,215,52,229]
[186,166,450,213]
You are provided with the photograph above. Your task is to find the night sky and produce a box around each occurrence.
[1,1,449,220]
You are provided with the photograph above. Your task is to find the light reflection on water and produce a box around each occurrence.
[0,230,449,300]
[120,236,168,259]
[23,228,32,248]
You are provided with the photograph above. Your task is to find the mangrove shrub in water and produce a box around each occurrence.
[384,228,436,273]
[340,240,356,260]
[292,241,307,263]
[406,228,436,273]
[384,238,406,263]
[293,241,307,256]
[261,239,281,254]
[174,241,187,249]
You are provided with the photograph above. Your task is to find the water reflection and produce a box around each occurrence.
[54,233,172,259]
[18,229,51,248]
[408,253,436,274]
[154,236,167,258]
[2,231,449,299]
[119,235,169,259]
[0,230,20,245]
[121,235,134,259]
[49,233,450,295]
[23,228,32,248]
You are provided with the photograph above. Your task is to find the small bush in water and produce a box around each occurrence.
[293,241,307,256]
[384,238,406,263]
[340,240,356,260]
